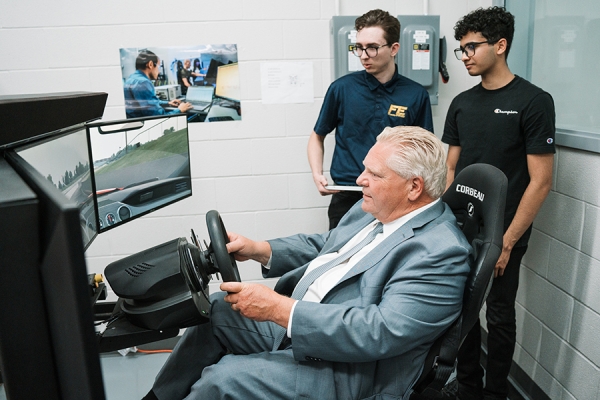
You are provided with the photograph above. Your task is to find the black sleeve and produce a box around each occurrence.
[313,83,341,136]
[442,97,460,146]
[523,92,556,154]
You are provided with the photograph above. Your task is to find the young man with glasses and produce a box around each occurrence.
[442,7,555,400]
[308,9,433,230]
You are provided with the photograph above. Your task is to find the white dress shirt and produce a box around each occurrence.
[264,199,440,338]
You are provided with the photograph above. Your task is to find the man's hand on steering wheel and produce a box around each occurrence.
[226,232,272,266]
[222,282,294,328]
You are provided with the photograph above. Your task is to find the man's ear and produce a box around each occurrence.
[390,42,400,58]
[496,38,508,57]
[407,176,424,202]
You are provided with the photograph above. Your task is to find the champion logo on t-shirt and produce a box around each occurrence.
[547,138,554,144]
[494,108,518,115]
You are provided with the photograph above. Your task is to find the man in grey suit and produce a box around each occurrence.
[144,126,472,400]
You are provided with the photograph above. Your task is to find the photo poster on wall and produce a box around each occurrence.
[119,44,241,123]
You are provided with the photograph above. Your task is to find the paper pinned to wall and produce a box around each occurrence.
[260,62,314,104]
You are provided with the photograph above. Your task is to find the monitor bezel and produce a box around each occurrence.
[11,123,99,251]
[86,114,192,235]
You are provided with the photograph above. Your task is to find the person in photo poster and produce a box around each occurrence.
[124,49,193,118]
[178,59,205,95]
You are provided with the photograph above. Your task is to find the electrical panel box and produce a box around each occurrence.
[331,16,365,79]
[398,15,439,105]
[330,15,440,105]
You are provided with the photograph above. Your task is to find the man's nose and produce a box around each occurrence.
[356,172,366,186]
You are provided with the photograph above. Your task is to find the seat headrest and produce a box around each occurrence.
[442,163,507,248]
[442,163,508,335]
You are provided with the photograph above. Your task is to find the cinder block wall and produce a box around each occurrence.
[4,1,599,398]
[513,145,600,399]
[0,0,491,284]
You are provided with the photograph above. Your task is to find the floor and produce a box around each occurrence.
[0,350,529,400]
[99,350,170,400]
[0,350,170,400]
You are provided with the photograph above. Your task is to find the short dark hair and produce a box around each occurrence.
[135,49,159,71]
[355,9,400,45]
[454,6,515,59]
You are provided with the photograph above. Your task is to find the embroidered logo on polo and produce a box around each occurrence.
[494,108,518,115]
[388,105,407,118]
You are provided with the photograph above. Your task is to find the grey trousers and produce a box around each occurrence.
[152,292,299,400]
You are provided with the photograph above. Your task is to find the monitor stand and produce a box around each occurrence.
[95,299,179,353]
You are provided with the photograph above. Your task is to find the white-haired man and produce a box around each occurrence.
[145,126,471,400]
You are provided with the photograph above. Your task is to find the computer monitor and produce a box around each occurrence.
[15,124,98,250]
[1,91,106,400]
[203,58,224,87]
[215,63,241,102]
[3,151,106,400]
[86,114,192,233]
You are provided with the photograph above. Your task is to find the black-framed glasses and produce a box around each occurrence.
[454,40,497,60]
[352,43,390,58]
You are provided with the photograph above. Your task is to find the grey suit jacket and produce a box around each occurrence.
[265,200,471,399]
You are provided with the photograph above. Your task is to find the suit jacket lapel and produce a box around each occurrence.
[276,201,445,297]
[319,212,375,255]
[274,210,374,295]
[337,201,445,284]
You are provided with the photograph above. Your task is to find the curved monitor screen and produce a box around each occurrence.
[87,114,191,233]
[15,126,98,250]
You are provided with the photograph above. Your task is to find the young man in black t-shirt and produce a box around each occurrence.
[442,7,555,400]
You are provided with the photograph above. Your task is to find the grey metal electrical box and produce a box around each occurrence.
[331,16,363,80]
[330,15,440,105]
[398,15,440,105]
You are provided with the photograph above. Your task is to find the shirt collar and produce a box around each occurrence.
[381,198,440,236]
[134,70,150,79]
[364,64,400,93]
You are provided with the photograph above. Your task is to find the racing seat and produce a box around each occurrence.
[410,163,507,398]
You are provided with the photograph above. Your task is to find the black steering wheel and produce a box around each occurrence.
[181,210,240,317]
[205,210,241,282]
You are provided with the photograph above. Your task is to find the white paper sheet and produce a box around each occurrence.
[260,61,314,104]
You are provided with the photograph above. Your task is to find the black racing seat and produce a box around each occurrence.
[410,163,508,398]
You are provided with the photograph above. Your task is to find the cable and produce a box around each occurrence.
[94,311,123,326]
[136,349,173,354]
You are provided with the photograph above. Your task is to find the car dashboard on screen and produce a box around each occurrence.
[87,114,192,234]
